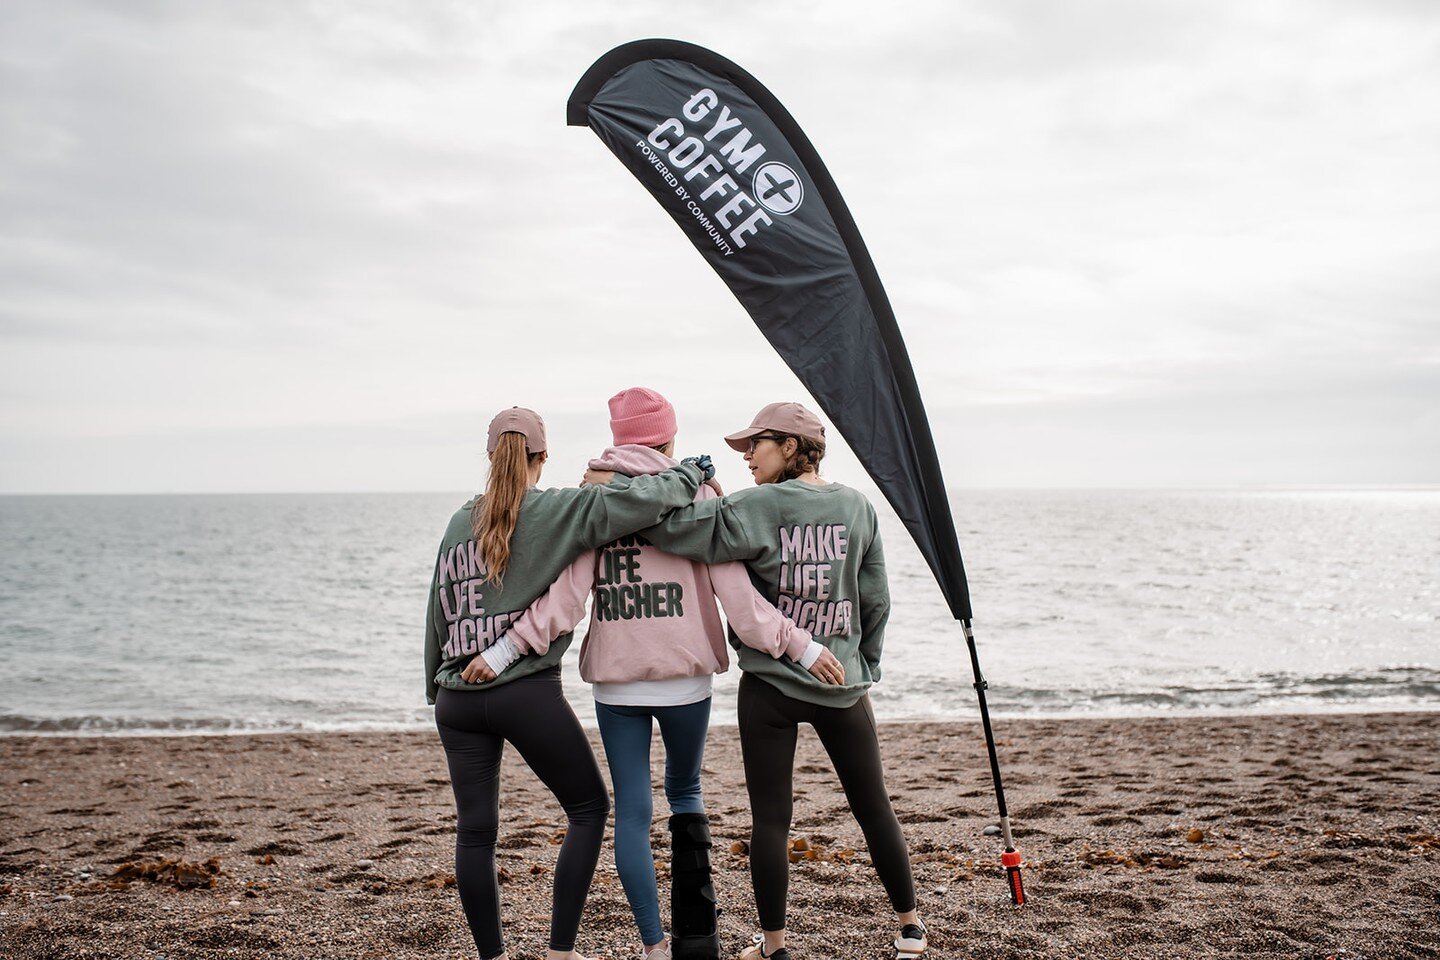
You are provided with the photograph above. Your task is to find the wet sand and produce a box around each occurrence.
[2,712,1438,959]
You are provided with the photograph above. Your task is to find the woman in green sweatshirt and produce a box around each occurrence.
[587,401,927,960]
[424,405,711,960]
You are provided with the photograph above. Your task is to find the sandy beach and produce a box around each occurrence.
[2,712,1437,959]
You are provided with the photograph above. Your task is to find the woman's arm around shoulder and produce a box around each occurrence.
[640,483,773,565]
[542,461,704,552]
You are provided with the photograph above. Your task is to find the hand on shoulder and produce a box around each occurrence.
[582,468,616,486]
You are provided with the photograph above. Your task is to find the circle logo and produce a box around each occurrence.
[753,161,804,216]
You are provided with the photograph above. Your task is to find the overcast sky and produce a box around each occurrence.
[2,0,1437,494]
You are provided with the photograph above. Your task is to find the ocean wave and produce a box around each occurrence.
[865,666,1440,720]
[0,714,432,737]
[985,666,1440,714]
[5,667,1437,735]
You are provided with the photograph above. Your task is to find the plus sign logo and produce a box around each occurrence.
[752,161,804,216]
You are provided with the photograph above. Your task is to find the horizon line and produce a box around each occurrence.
[2,483,1438,497]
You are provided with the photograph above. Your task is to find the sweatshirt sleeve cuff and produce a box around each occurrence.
[782,625,813,662]
[797,640,824,670]
[481,636,522,674]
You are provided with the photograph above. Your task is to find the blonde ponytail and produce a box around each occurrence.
[470,432,534,588]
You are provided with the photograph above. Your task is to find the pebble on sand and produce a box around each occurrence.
[6,714,1437,960]
[112,857,222,890]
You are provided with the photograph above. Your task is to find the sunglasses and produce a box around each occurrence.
[746,434,787,452]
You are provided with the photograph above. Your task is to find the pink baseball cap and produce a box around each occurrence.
[608,387,677,446]
[724,402,826,452]
[486,406,547,453]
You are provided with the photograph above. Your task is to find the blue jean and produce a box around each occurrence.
[595,697,711,946]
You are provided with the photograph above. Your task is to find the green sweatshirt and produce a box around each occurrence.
[423,463,702,704]
[640,480,889,708]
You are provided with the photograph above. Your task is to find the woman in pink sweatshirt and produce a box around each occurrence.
[469,388,841,960]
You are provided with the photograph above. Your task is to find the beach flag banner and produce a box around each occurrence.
[568,39,970,623]
[569,39,1025,905]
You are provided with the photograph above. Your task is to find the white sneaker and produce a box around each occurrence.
[894,920,927,958]
[739,933,790,960]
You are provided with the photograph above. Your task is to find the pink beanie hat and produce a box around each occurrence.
[608,387,677,447]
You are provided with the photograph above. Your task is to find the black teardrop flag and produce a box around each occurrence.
[568,39,971,622]
[570,38,1027,906]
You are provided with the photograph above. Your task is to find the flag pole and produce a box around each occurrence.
[961,619,1026,905]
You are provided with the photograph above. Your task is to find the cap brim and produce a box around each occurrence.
[724,426,765,452]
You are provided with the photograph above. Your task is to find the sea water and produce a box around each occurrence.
[1,490,1435,734]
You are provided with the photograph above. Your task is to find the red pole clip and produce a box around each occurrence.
[1001,849,1025,906]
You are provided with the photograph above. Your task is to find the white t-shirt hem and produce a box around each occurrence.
[592,674,714,707]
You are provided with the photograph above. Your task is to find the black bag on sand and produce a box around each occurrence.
[669,812,721,960]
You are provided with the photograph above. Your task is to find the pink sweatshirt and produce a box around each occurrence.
[497,445,812,685]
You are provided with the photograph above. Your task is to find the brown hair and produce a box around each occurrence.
[470,432,539,588]
[776,434,826,481]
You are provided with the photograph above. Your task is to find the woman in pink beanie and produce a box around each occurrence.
[469,387,840,960]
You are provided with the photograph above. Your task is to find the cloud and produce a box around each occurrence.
[1,0,1437,490]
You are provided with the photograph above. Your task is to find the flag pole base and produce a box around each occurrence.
[1001,849,1025,905]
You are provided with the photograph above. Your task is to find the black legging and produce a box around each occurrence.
[435,667,610,958]
[737,672,916,931]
